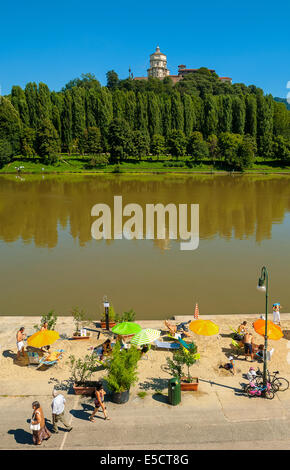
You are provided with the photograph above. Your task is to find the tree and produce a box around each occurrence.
[272,136,290,163]
[203,95,218,137]
[106,70,119,90]
[219,132,255,170]
[36,119,61,161]
[132,130,150,159]
[21,127,36,156]
[187,131,209,162]
[81,127,102,154]
[151,134,166,156]
[0,139,13,168]
[167,129,187,158]
[207,134,219,162]
[11,86,30,126]
[0,97,22,155]
[108,118,133,162]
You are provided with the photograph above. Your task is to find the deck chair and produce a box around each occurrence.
[36,349,64,369]
[27,350,41,367]
[153,339,180,351]
[231,339,244,356]
[230,326,243,340]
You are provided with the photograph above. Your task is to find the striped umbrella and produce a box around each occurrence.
[111,322,142,336]
[131,328,161,346]
[194,303,199,320]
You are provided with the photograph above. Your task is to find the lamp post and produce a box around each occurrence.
[256,266,269,396]
[103,295,110,331]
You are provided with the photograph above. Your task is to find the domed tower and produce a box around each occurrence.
[147,45,170,79]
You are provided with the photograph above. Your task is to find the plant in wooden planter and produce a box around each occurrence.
[117,309,136,323]
[69,354,99,395]
[100,305,117,329]
[166,343,200,391]
[102,341,139,403]
[71,307,90,339]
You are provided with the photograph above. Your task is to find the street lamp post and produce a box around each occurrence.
[256,266,269,395]
[103,296,110,331]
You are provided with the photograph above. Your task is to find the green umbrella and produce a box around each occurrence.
[131,328,161,346]
[111,322,142,336]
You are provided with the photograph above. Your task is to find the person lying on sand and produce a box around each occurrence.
[164,320,191,338]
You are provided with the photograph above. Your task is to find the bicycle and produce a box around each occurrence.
[255,369,289,392]
[245,381,275,399]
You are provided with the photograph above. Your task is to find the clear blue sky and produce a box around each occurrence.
[0,0,289,97]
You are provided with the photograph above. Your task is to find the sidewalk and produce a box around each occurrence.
[1,379,290,450]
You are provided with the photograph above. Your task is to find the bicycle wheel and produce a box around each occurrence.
[246,386,255,398]
[273,377,289,392]
[265,389,275,400]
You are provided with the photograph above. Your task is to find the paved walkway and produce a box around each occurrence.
[1,379,290,450]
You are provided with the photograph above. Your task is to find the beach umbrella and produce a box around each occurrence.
[253,319,283,340]
[27,330,60,348]
[111,322,142,336]
[194,303,199,320]
[131,328,161,346]
[189,319,219,336]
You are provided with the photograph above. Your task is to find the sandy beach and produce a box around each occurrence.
[1,314,289,397]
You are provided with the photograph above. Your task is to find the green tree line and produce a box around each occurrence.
[0,69,290,170]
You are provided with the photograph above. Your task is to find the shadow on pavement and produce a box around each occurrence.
[8,428,32,445]
[70,402,95,421]
[152,393,168,404]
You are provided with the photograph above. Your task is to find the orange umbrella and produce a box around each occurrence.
[189,319,219,336]
[253,319,283,340]
[27,330,60,348]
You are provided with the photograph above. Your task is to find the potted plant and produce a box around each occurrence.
[69,354,100,395]
[71,307,90,339]
[103,341,139,403]
[166,344,200,391]
[117,309,136,323]
[100,305,117,329]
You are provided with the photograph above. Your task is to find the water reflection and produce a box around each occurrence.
[0,174,290,249]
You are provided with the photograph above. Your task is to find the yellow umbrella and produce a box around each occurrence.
[189,319,219,336]
[253,319,283,340]
[27,330,60,348]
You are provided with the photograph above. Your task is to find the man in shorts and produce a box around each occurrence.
[243,332,254,361]
[16,327,26,358]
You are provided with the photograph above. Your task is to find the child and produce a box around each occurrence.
[219,356,235,375]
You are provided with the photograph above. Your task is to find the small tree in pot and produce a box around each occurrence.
[103,341,140,403]
[166,343,200,391]
[69,354,99,395]
[71,307,90,338]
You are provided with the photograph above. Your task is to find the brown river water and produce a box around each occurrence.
[0,173,290,319]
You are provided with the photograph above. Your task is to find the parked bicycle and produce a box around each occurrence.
[245,380,275,399]
[255,369,289,392]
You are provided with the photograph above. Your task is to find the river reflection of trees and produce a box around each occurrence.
[0,174,290,249]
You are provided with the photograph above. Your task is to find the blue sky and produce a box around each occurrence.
[0,0,289,97]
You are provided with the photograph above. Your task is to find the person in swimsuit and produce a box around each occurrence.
[243,332,254,361]
[89,382,110,421]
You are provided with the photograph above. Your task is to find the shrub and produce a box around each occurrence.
[166,343,198,382]
[71,307,86,334]
[68,354,99,385]
[104,341,139,393]
[34,310,58,331]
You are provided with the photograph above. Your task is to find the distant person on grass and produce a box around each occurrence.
[16,327,26,359]
[89,382,110,422]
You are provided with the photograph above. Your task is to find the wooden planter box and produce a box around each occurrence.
[73,382,98,396]
[100,321,116,329]
[180,377,199,391]
[70,334,90,340]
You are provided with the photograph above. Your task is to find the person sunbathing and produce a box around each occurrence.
[164,320,191,338]
[99,339,112,361]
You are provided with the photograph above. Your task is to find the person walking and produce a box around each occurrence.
[16,327,26,359]
[51,389,73,433]
[31,401,51,445]
[89,381,110,422]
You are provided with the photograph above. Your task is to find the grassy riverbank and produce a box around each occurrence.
[1,155,290,174]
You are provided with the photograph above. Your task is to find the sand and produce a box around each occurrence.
[0,315,289,396]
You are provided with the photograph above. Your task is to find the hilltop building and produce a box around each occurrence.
[134,46,232,85]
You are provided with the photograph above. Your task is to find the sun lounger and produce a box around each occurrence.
[231,339,244,355]
[152,339,180,350]
[36,349,64,369]
[27,351,41,366]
